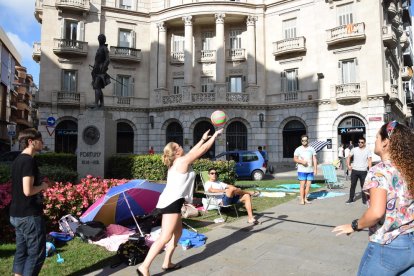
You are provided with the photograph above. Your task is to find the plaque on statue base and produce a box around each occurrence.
[77,109,116,179]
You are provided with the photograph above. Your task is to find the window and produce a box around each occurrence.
[202,32,214,50]
[241,153,259,162]
[117,122,134,153]
[55,120,78,154]
[338,3,353,26]
[226,121,247,151]
[62,70,77,92]
[173,78,184,94]
[283,18,297,39]
[172,34,184,52]
[340,59,356,84]
[119,29,134,48]
[201,77,214,92]
[119,0,132,9]
[115,75,131,97]
[166,122,183,146]
[281,69,299,92]
[64,20,78,41]
[229,76,243,93]
[229,30,242,49]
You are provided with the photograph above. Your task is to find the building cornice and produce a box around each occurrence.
[102,6,150,18]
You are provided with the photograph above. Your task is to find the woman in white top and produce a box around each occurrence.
[138,128,223,276]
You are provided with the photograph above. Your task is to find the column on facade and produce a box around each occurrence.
[183,16,193,86]
[215,13,225,83]
[157,22,167,89]
[246,15,257,85]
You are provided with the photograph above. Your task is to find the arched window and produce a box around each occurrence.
[283,120,306,158]
[193,121,215,158]
[55,120,78,153]
[226,121,247,151]
[117,122,134,153]
[166,122,183,146]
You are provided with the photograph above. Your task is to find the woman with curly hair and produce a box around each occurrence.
[138,128,223,276]
[333,121,414,275]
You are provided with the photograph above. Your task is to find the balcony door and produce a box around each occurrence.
[229,30,242,49]
[340,59,356,84]
[119,29,135,48]
[283,18,297,39]
[338,3,353,26]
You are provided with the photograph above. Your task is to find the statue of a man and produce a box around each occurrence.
[91,34,110,108]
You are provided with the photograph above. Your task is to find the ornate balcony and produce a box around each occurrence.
[387,1,397,16]
[32,42,41,63]
[192,92,215,103]
[55,0,89,13]
[272,37,306,57]
[401,66,413,80]
[163,94,182,104]
[226,48,246,62]
[57,92,81,106]
[326,23,366,46]
[170,52,184,64]
[35,0,43,23]
[335,83,361,103]
[389,84,399,101]
[226,92,248,103]
[53,39,88,56]
[280,90,317,102]
[382,25,398,47]
[198,50,216,63]
[104,96,147,107]
[109,47,142,63]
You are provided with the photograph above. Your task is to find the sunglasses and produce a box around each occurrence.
[358,141,364,144]
[301,139,308,142]
[209,172,217,175]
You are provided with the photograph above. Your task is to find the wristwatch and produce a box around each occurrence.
[351,219,360,232]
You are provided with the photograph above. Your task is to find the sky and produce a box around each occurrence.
[0,0,41,85]
[0,1,414,88]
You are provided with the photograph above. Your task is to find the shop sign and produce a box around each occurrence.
[338,127,365,134]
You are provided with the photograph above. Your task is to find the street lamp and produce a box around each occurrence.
[259,113,264,128]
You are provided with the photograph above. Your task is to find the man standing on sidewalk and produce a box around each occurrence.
[346,137,372,204]
[293,135,317,205]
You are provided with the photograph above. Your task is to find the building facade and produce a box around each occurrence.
[34,0,413,166]
[1,27,38,153]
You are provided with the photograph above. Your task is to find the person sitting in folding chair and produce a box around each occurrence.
[204,168,260,225]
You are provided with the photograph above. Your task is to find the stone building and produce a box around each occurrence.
[34,0,413,167]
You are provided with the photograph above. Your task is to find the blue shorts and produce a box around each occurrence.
[222,195,240,206]
[298,172,314,181]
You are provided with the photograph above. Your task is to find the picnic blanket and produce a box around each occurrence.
[257,184,322,193]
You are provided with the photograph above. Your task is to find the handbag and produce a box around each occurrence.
[181,203,199,218]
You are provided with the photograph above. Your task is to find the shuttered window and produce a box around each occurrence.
[283,18,297,39]
[338,3,353,26]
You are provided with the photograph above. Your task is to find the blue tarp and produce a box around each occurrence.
[307,191,346,199]
[178,229,207,248]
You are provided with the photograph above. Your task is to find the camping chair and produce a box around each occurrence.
[321,164,344,189]
[200,171,239,220]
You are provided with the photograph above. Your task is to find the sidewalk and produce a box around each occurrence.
[90,177,368,276]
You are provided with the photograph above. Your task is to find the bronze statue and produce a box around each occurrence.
[91,34,110,108]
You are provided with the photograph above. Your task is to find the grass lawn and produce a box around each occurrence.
[0,178,323,275]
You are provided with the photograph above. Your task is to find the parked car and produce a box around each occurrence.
[213,150,267,181]
[0,151,21,165]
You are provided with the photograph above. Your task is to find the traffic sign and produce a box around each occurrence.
[47,116,56,126]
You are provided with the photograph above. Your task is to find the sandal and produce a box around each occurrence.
[162,264,182,271]
[252,191,261,197]
[247,220,260,225]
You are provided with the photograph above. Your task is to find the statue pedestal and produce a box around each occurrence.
[77,109,116,179]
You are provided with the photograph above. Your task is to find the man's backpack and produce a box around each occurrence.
[112,239,149,267]
[76,221,107,242]
[59,215,81,237]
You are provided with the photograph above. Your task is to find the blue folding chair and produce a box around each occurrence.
[322,164,344,189]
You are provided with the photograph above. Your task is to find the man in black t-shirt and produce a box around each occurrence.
[10,128,50,276]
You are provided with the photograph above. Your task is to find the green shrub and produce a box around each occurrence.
[107,154,236,183]
[35,153,76,170]
[107,154,135,179]
[39,165,78,183]
[0,164,11,183]
[131,154,167,181]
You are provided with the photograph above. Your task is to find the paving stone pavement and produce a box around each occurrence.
[87,173,368,276]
